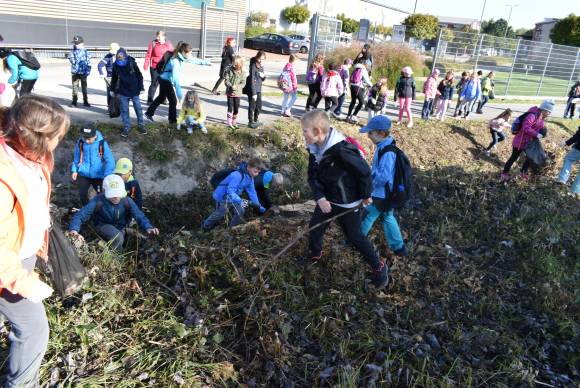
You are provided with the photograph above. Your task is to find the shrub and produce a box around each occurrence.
[324,42,425,89]
[245,25,276,38]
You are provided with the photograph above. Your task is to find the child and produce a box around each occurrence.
[421,69,440,120]
[245,50,266,129]
[359,115,408,257]
[346,59,372,124]
[114,157,143,208]
[301,110,389,289]
[485,108,512,155]
[98,42,119,105]
[394,66,416,128]
[564,81,580,119]
[69,35,92,107]
[455,72,481,119]
[177,90,207,134]
[280,54,298,117]
[211,36,236,95]
[434,71,454,121]
[224,55,245,130]
[305,53,325,111]
[110,47,145,137]
[334,58,352,118]
[202,158,267,230]
[367,78,388,120]
[454,71,470,117]
[5,49,40,97]
[477,71,495,114]
[320,62,344,116]
[0,57,16,106]
[254,171,284,210]
[557,125,580,196]
[68,174,159,252]
[71,127,116,205]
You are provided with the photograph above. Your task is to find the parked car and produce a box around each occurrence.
[244,33,300,55]
[288,34,310,53]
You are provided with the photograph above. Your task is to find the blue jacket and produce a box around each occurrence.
[371,137,396,199]
[212,162,260,206]
[98,53,115,77]
[159,53,208,100]
[6,54,39,83]
[69,47,92,75]
[71,130,115,179]
[460,78,481,101]
[126,177,143,208]
[68,195,154,232]
[111,55,143,97]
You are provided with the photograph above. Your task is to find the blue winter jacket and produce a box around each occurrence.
[159,53,209,100]
[69,47,92,75]
[6,54,39,83]
[212,162,261,206]
[98,53,115,77]
[68,195,154,233]
[371,137,396,199]
[460,78,481,101]
[70,130,115,179]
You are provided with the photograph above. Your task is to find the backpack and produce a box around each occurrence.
[155,51,173,73]
[210,166,247,189]
[278,69,292,92]
[78,138,105,163]
[374,142,413,211]
[94,194,133,224]
[345,136,366,157]
[350,67,363,84]
[306,67,318,85]
[12,51,41,70]
[511,111,538,135]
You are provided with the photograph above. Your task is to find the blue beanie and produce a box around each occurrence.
[262,171,273,188]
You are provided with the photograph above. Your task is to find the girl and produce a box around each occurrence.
[434,71,454,121]
[453,71,470,117]
[485,108,512,155]
[564,81,580,119]
[320,62,344,116]
[144,30,174,104]
[177,90,207,134]
[421,69,440,120]
[224,55,245,130]
[455,72,481,119]
[280,54,298,117]
[245,50,266,129]
[212,37,236,95]
[0,58,16,107]
[346,59,372,124]
[394,66,416,128]
[367,78,388,120]
[335,58,352,118]
[0,95,70,387]
[305,53,325,111]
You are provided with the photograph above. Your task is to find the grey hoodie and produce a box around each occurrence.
[308,127,346,163]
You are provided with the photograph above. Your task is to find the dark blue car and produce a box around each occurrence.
[243,33,300,55]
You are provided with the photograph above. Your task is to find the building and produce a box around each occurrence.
[437,16,481,31]
[533,18,559,43]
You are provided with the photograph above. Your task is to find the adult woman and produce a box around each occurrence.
[143,31,174,104]
[211,37,236,95]
[0,95,70,386]
[355,43,373,75]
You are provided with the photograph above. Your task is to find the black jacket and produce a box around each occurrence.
[219,45,235,76]
[254,172,272,209]
[111,57,143,97]
[565,127,580,151]
[244,57,265,96]
[437,79,454,100]
[568,81,580,98]
[395,76,416,100]
[308,141,372,204]
[367,85,387,112]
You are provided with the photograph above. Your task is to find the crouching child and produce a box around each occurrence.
[301,110,389,289]
[254,171,284,210]
[359,115,408,257]
[114,157,143,208]
[68,174,159,252]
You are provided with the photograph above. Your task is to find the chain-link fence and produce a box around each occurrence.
[308,14,343,65]
[432,28,580,98]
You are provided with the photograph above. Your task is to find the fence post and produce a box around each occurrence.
[537,43,553,96]
[504,38,521,96]
[473,34,484,72]
[431,28,443,72]
[565,48,580,95]
[200,2,207,60]
[235,10,240,55]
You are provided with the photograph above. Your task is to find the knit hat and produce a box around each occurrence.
[114,157,133,175]
[360,115,392,133]
[262,171,274,188]
[109,42,120,54]
[103,174,126,199]
[402,66,413,76]
[539,99,555,113]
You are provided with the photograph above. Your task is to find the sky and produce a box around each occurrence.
[387,0,575,29]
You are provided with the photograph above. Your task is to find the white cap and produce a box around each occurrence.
[103,174,126,199]
[539,99,555,113]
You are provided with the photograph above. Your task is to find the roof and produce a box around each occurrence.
[437,16,479,25]
[535,18,559,26]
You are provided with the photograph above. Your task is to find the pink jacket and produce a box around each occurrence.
[423,70,440,99]
[513,106,544,150]
[283,62,298,91]
[320,71,344,97]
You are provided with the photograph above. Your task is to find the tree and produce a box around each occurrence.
[402,13,439,40]
[371,24,393,37]
[282,5,310,29]
[248,11,268,26]
[481,18,515,38]
[551,14,580,46]
[337,13,359,34]
[440,28,455,42]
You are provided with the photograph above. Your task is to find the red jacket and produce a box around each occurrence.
[144,40,174,70]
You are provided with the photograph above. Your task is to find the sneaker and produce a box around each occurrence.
[120,129,129,138]
[350,116,359,124]
[233,124,240,129]
[69,101,77,108]
[228,124,236,130]
[186,126,193,134]
[334,113,345,120]
[249,122,258,129]
[476,110,483,114]
[83,101,91,107]
[282,112,291,118]
[255,121,263,127]
[500,173,511,182]
[145,113,155,122]
[371,261,389,289]
[393,245,409,257]
[200,126,208,134]
[484,150,491,156]
[406,122,414,128]
[138,127,147,135]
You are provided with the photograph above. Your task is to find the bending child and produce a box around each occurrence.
[177,90,207,134]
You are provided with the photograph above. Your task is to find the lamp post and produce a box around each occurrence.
[504,4,519,38]
[479,0,487,31]
[414,0,418,14]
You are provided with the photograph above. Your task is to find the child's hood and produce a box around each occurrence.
[283,62,294,72]
[326,70,338,77]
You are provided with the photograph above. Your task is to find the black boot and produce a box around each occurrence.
[371,261,389,289]
[70,97,77,107]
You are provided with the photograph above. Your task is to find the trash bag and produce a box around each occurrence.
[524,138,547,168]
[44,221,86,297]
[108,93,121,118]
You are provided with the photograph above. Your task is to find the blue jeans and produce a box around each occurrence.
[361,204,404,251]
[558,147,580,194]
[120,94,144,131]
[334,92,346,115]
[421,98,433,119]
[202,201,246,230]
[477,95,489,112]
[281,91,297,113]
[185,115,206,130]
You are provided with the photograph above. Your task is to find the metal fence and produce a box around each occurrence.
[201,4,241,59]
[307,14,343,65]
[432,28,580,98]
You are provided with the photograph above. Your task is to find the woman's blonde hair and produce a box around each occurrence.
[0,95,70,169]
[379,78,388,95]
[182,90,201,111]
[233,55,244,70]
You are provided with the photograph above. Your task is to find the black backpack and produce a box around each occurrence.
[373,142,413,211]
[94,194,133,224]
[12,51,41,70]
[155,51,173,73]
[210,166,246,188]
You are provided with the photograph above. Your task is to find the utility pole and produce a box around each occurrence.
[504,4,519,38]
[479,0,487,31]
[414,0,418,14]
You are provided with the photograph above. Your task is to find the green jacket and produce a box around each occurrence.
[481,77,493,96]
[224,67,245,97]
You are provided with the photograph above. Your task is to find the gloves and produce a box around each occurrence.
[259,206,266,214]
[537,133,543,139]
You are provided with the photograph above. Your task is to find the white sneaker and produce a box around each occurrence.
[406,122,413,128]
[350,116,359,124]
[200,127,208,134]
[186,127,193,134]
[335,113,345,120]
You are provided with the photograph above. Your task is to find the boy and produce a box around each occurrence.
[301,110,389,289]
[202,158,267,230]
[68,174,158,252]
[114,157,143,208]
[359,115,409,257]
[69,35,92,107]
[71,127,115,205]
[254,171,284,210]
[557,125,580,196]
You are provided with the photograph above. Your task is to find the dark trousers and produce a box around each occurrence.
[324,96,339,113]
[257,187,272,210]
[486,129,506,150]
[212,75,225,93]
[347,85,366,117]
[421,98,433,119]
[147,67,165,103]
[146,79,177,123]
[477,95,490,112]
[335,92,346,115]
[96,224,125,252]
[227,96,240,115]
[78,176,103,206]
[308,204,380,270]
[503,148,530,174]
[564,97,577,118]
[71,74,88,103]
[248,92,262,123]
[19,79,37,97]
[306,83,322,110]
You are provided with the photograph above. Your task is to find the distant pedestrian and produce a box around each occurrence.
[366,78,388,120]
[557,125,580,196]
[453,71,470,117]
[454,72,481,119]
[484,108,512,155]
[177,90,207,134]
[477,71,495,114]
[564,81,580,119]
[355,43,373,76]
[111,48,145,137]
[98,42,119,105]
[211,37,236,95]
[244,50,266,129]
[6,48,40,97]
[421,69,440,120]
[394,66,416,128]
[334,58,352,118]
[224,56,245,130]
[346,60,372,124]
[69,35,92,107]
[144,31,174,104]
[279,54,298,117]
[305,53,325,111]
[434,71,454,121]
[320,62,344,116]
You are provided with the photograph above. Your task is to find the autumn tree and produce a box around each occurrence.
[402,13,439,40]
